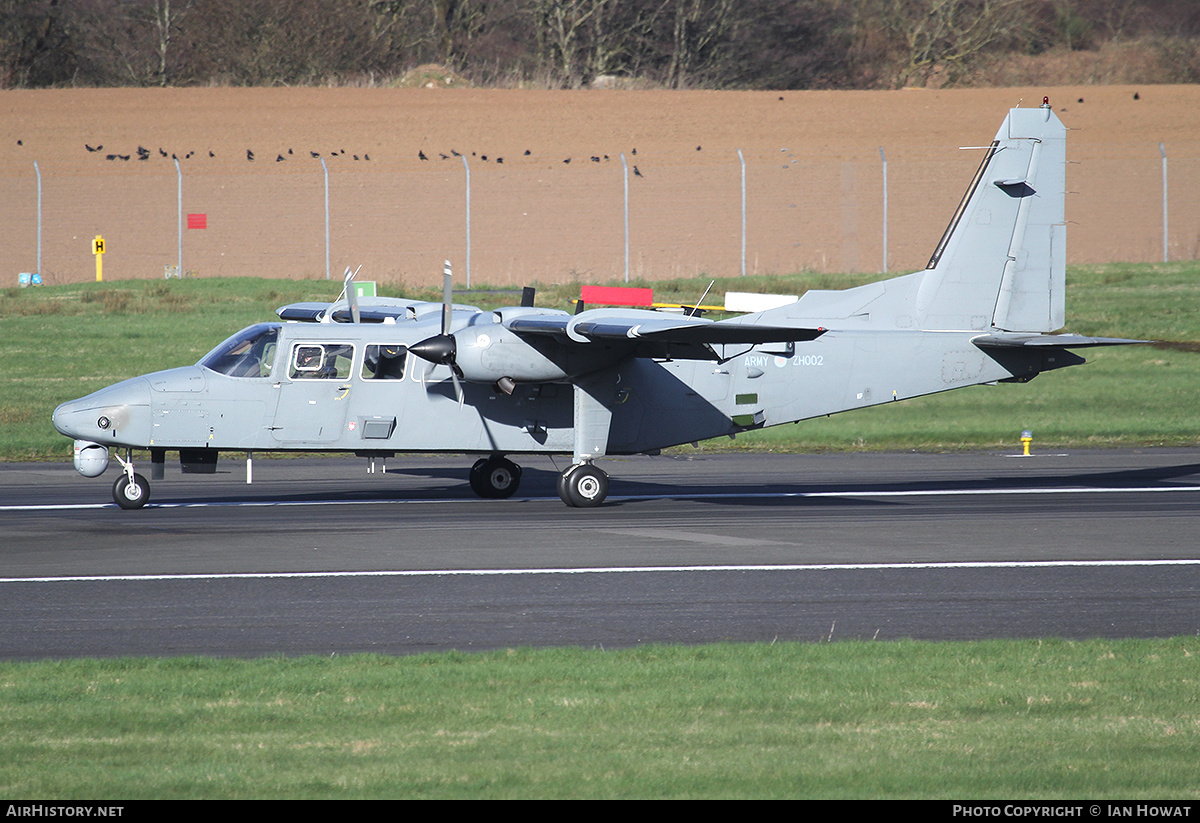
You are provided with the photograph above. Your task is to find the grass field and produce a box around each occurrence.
[4,264,1199,799]
[2,639,1198,800]
[3,261,1199,460]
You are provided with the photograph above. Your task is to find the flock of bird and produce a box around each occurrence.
[76,141,653,177]
[416,145,652,177]
[83,143,373,163]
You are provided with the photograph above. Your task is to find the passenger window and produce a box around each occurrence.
[290,343,354,379]
[362,344,408,380]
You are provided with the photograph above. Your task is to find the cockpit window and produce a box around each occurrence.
[289,342,354,379]
[199,323,280,378]
[362,344,408,380]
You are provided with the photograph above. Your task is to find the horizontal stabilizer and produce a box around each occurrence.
[974,333,1146,349]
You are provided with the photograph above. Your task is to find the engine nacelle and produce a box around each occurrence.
[454,325,570,384]
[73,440,110,477]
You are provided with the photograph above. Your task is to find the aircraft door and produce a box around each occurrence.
[271,341,355,444]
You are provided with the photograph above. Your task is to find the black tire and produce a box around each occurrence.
[468,457,522,499]
[112,473,150,509]
[559,464,608,508]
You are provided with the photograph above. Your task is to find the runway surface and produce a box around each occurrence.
[2,449,1199,659]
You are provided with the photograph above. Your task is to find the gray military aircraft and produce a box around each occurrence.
[53,100,1137,509]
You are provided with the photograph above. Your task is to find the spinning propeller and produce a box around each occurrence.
[408,261,465,404]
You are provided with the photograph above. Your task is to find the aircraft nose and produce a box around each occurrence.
[52,377,152,445]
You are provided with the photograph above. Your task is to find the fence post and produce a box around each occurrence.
[321,157,330,279]
[620,152,629,283]
[175,157,183,279]
[461,154,471,289]
[738,149,746,277]
[879,147,888,274]
[34,161,42,278]
[1159,142,1168,263]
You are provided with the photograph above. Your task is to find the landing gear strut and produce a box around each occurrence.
[558,462,609,508]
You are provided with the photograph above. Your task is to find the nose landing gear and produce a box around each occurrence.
[112,450,150,509]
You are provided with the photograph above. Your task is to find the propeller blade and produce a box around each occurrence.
[442,260,453,336]
[344,265,362,324]
[451,370,464,408]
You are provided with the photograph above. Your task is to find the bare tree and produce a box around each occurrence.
[0,0,79,87]
[884,0,1039,86]
[664,0,736,88]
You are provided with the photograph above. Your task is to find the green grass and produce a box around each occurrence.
[4,263,1200,461]
[6,270,1200,799]
[1,639,1198,799]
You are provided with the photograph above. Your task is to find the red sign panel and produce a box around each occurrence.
[580,285,653,307]
[187,213,207,229]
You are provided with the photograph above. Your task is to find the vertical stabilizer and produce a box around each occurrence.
[916,102,1066,332]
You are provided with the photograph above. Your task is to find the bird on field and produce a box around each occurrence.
[496,157,503,164]
[208,151,215,157]
[633,165,642,177]
[563,157,571,164]
[419,150,427,160]
[85,144,99,152]
[276,154,285,162]
[451,149,461,156]
[363,153,370,160]
[247,149,254,161]
[310,151,320,158]
[159,148,168,157]
[440,153,449,160]
[524,149,531,155]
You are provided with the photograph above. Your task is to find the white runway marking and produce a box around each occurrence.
[5,482,1200,513]
[4,558,1200,585]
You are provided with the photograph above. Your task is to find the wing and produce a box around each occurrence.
[507,308,823,361]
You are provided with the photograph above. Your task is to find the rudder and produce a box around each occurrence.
[915,102,1066,333]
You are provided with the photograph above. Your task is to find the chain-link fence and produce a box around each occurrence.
[3,142,1197,289]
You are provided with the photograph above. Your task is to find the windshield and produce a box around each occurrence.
[199,323,281,378]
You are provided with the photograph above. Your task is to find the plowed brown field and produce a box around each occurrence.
[2,85,1198,289]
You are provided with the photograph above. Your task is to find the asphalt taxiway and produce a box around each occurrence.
[2,449,1198,658]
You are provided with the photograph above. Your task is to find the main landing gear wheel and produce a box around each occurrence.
[558,463,609,508]
[469,456,522,499]
[112,472,150,509]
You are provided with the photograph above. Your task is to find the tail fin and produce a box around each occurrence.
[760,103,1067,334]
[916,102,1066,332]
